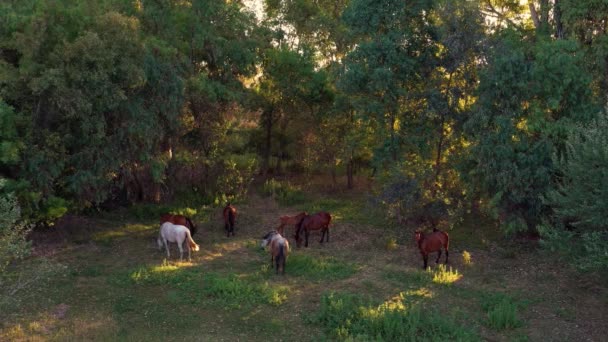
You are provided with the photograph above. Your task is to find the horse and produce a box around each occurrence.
[157,222,200,261]
[260,230,289,275]
[295,211,331,248]
[223,202,237,237]
[415,229,449,269]
[277,212,307,235]
[160,213,197,236]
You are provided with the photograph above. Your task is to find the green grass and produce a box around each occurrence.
[284,253,359,281]
[311,291,479,341]
[480,292,524,330]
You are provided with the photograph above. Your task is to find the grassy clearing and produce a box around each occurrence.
[2,187,607,341]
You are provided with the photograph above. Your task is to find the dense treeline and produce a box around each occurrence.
[1,0,607,272]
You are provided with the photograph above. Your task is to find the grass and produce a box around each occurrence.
[480,292,524,330]
[2,185,606,341]
[311,291,479,341]
[283,253,359,281]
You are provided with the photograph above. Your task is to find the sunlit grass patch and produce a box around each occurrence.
[462,250,472,265]
[431,264,462,285]
[284,254,358,281]
[92,223,156,242]
[311,291,479,341]
[480,292,524,330]
[386,237,398,251]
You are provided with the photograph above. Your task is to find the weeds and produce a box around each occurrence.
[432,264,462,285]
[480,292,523,330]
[311,291,479,341]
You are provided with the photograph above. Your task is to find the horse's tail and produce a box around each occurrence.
[228,208,235,227]
[442,231,449,250]
[185,229,200,251]
[186,217,197,236]
[277,240,287,273]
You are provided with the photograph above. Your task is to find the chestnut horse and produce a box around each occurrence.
[260,231,290,275]
[160,213,197,236]
[277,212,307,235]
[295,212,331,248]
[415,229,449,269]
[223,203,237,237]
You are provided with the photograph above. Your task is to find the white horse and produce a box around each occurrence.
[157,222,200,261]
[261,231,289,275]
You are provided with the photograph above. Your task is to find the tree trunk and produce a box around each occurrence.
[554,0,564,39]
[262,108,273,175]
[347,157,354,189]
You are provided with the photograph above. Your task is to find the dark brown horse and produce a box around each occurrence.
[295,212,331,248]
[223,203,237,237]
[160,213,197,236]
[277,212,307,236]
[415,229,449,269]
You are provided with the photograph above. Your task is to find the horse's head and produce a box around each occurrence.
[414,231,424,243]
[261,231,278,248]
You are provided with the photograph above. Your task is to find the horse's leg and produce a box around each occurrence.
[319,229,325,244]
[326,227,330,242]
[178,240,184,262]
[187,240,191,261]
[305,230,309,248]
[421,252,428,270]
[436,250,442,264]
[445,247,449,264]
[270,254,274,269]
[164,239,170,258]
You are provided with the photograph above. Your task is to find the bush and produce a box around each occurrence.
[262,179,307,205]
[541,111,608,273]
[480,292,523,330]
[0,179,32,273]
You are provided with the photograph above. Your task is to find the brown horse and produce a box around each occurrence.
[295,212,331,248]
[223,203,237,237]
[415,229,449,269]
[260,231,290,275]
[277,212,307,235]
[160,213,197,236]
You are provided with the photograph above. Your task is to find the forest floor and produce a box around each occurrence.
[1,179,608,341]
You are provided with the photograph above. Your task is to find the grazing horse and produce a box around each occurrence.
[295,212,331,248]
[157,222,200,261]
[223,203,237,237]
[415,229,449,269]
[277,212,307,235]
[260,231,290,275]
[160,213,197,236]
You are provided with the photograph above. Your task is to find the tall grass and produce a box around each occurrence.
[480,292,523,330]
[312,292,479,341]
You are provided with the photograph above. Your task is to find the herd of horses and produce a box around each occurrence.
[156,202,450,274]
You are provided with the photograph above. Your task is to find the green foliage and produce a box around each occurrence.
[262,179,307,206]
[0,180,31,272]
[312,291,479,341]
[464,34,598,233]
[539,111,608,273]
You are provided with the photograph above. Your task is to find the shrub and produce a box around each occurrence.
[0,179,32,273]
